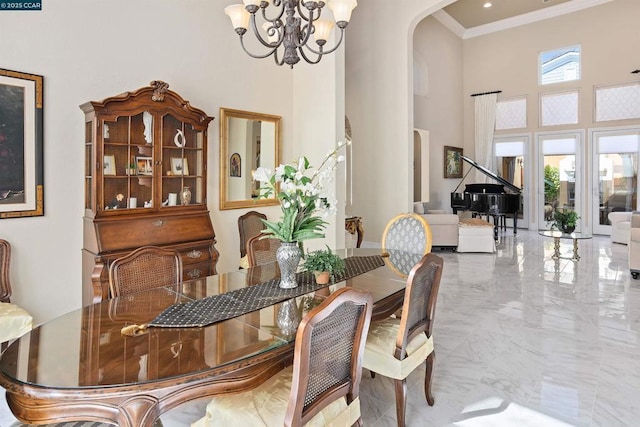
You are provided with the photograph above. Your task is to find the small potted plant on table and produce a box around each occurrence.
[302,246,346,285]
[551,209,580,233]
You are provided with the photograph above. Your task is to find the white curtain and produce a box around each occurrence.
[474,93,498,183]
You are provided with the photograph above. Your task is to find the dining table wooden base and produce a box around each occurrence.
[2,344,293,427]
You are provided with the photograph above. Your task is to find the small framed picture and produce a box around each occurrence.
[103,155,116,176]
[443,146,463,179]
[171,157,189,176]
[136,156,153,176]
[229,153,241,177]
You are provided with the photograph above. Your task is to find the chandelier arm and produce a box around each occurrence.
[261,1,285,23]
[295,0,321,23]
[239,35,279,59]
[250,13,282,49]
[302,27,344,56]
[273,47,287,66]
[298,46,323,65]
[295,20,316,48]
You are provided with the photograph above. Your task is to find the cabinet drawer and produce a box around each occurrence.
[180,245,212,265]
[182,262,213,281]
[94,213,215,252]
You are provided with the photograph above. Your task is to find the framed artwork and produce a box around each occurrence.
[171,157,189,175]
[444,146,463,179]
[0,68,44,218]
[136,156,153,175]
[230,152,241,177]
[103,155,116,176]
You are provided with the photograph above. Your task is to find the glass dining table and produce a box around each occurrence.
[0,248,420,427]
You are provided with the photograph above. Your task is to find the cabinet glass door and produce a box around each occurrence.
[101,112,154,212]
[161,114,204,208]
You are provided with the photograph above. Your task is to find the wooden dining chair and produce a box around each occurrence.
[108,246,183,298]
[362,252,444,427]
[0,239,33,346]
[246,233,281,267]
[192,287,374,427]
[238,211,267,268]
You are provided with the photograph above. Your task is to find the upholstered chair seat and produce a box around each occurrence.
[0,239,33,345]
[192,367,360,427]
[363,317,433,380]
[0,302,32,343]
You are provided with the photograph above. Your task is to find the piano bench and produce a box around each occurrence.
[457,219,496,253]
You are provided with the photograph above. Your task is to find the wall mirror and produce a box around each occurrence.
[219,108,281,210]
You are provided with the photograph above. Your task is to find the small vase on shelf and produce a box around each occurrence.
[180,186,191,205]
[276,242,301,289]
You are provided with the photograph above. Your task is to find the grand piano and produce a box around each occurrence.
[451,154,521,235]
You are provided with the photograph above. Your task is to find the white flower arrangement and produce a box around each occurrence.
[252,141,350,243]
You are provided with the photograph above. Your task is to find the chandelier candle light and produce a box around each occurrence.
[253,141,350,288]
[225,0,358,68]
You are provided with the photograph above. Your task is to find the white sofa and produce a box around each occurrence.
[608,211,632,244]
[413,204,459,249]
[630,212,639,279]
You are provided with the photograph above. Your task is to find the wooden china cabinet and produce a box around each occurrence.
[81,81,219,305]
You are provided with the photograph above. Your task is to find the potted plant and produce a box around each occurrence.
[302,246,346,285]
[551,209,579,233]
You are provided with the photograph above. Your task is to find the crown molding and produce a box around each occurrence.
[432,9,465,39]
[434,0,614,40]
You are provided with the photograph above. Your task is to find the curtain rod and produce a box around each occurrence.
[470,90,502,97]
[632,69,640,74]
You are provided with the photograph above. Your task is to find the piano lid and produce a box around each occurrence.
[460,154,521,194]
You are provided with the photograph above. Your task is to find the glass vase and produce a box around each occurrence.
[276,242,301,289]
[180,186,191,205]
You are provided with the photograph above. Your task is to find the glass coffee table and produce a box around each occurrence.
[538,230,592,261]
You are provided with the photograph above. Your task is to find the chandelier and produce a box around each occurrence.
[225,0,357,68]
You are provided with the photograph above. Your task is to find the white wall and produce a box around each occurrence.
[413,16,463,211]
[0,0,303,324]
[345,0,454,245]
[462,0,640,229]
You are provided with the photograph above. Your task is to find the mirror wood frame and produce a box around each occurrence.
[219,107,281,210]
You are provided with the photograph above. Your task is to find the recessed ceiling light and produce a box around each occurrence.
[483,2,492,7]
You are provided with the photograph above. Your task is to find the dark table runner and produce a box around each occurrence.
[149,255,386,328]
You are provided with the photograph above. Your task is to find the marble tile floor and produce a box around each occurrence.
[2,229,638,426]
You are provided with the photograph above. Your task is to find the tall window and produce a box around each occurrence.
[539,45,581,85]
[495,136,527,223]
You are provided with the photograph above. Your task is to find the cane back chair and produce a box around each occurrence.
[238,211,267,268]
[192,287,374,427]
[108,246,183,298]
[246,233,282,267]
[362,252,444,427]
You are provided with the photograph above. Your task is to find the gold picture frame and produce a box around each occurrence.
[0,68,44,218]
[444,146,463,179]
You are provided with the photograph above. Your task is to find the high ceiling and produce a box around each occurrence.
[436,0,613,38]
[443,0,571,29]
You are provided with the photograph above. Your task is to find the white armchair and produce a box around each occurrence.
[608,211,632,244]
[630,212,640,280]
